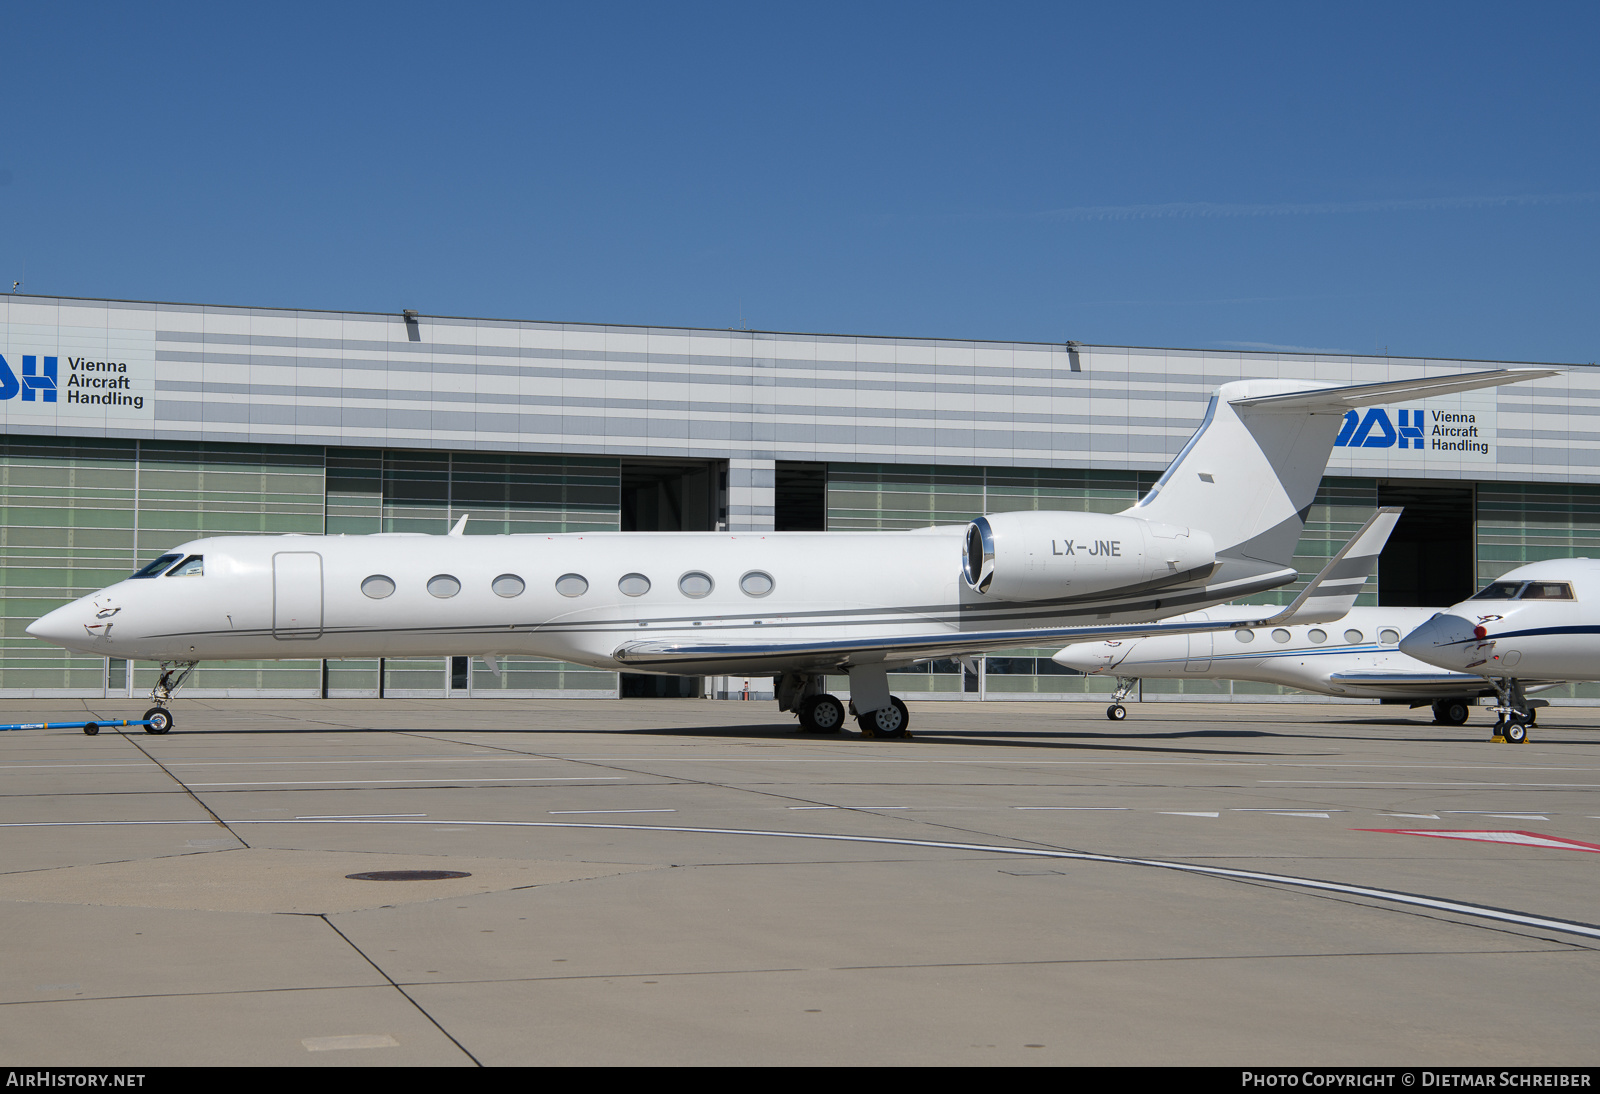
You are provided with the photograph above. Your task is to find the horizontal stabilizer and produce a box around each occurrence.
[1228,368,1558,411]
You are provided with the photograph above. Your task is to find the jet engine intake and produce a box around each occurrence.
[962,512,1215,601]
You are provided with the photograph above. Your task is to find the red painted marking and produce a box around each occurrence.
[1358,829,1600,853]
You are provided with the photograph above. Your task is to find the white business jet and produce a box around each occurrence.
[1052,505,1511,725]
[27,369,1552,737]
[1056,607,1504,727]
[1398,559,1596,743]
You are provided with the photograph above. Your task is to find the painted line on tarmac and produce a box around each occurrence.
[547,809,676,815]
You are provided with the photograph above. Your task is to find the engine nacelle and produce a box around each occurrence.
[962,511,1215,601]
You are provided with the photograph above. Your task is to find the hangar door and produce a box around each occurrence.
[273,552,324,640]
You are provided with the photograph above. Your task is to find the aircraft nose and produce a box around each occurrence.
[27,601,94,652]
[1398,613,1479,668]
[1052,643,1118,675]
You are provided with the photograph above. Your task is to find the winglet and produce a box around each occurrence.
[448,514,469,536]
[1256,506,1402,626]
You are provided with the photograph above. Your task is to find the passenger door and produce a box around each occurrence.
[272,552,324,640]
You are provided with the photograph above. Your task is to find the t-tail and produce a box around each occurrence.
[1126,370,1556,588]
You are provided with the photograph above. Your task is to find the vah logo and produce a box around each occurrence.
[1335,407,1489,455]
[1334,408,1424,448]
[0,353,144,409]
[0,354,58,401]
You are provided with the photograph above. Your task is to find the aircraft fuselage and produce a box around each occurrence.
[28,529,1273,678]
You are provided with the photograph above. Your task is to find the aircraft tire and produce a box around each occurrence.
[1436,700,1471,726]
[858,697,910,739]
[1504,720,1528,744]
[801,694,845,733]
[1107,704,1127,721]
[143,707,174,735]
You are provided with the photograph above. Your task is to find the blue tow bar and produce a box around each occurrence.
[0,719,155,736]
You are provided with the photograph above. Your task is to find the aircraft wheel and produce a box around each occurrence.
[1107,704,1127,721]
[1504,720,1528,744]
[1437,700,1470,726]
[143,707,174,735]
[858,697,910,739]
[800,694,845,733]
[83,723,99,736]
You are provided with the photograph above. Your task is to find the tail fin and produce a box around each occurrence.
[1127,369,1554,574]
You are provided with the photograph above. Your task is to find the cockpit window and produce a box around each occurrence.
[1470,580,1575,601]
[130,553,183,579]
[165,555,204,577]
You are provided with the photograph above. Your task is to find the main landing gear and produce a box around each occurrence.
[1106,676,1137,721]
[854,697,911,738]
[1431,699,1472,726]
[796,693,847,733]
[1485,677,1545,744]
[143,661,196,735]
[775,669,913,739]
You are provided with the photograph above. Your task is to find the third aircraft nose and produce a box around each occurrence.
[1398,613,1481,667]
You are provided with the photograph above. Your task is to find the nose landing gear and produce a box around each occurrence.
[144,661,197,735]
[1106,676,1137,721]
[1486,677,1543,744]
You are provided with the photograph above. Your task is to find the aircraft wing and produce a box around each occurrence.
[614,509,1400,672]
[615,614,1288,673]
[1326,671,1496,695]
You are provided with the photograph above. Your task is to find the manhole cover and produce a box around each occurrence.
[345,870,472,881]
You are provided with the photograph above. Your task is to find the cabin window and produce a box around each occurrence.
[1308,628,1327,643]
[361,575,396,599]
[555,573,589,598]
[427,574,461,598]
[1519,582,1574,600]
[165,555,204,577]
[1234,629,1255,643]
[678,571,714,598]
[492,574,525,598]
[130,553,183,579]
[1271,628,1291,643]
[740,570,775,597]
[1379,628,1401,643]
[1344,629,1364,644]
[618,573,651,597]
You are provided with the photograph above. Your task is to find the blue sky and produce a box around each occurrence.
[2,2,1596,362]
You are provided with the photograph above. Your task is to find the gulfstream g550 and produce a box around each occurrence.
[27,370,1553,736]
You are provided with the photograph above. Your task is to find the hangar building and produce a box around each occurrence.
[2,293,1594,703]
